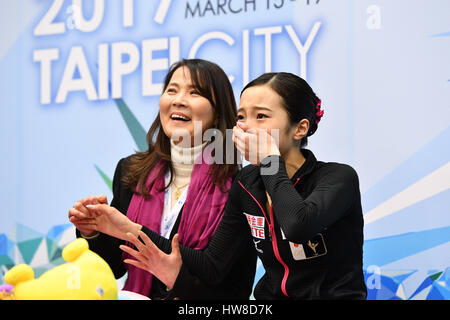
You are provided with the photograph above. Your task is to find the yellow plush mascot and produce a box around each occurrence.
[4,238,117,300]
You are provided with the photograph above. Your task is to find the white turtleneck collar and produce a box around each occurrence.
[170,139,207,178]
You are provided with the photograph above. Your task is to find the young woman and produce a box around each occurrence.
[68,59,257,299]
[89,72,367,299]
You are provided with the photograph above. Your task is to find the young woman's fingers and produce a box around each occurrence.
[119,244,141,259]
[80,195,100,205]
[70,217,96,225]
[121,244,155,274]
[236,128,250,142]
[137,231,158,251]
[236,121,248,131]
[123,259,151,273]
[85,203,109,217]
[73,201,92,217]
[245,127,258,135]
[68,208,90,220]
[123,258,146,269]
[78,197,101,216]
[171,234,181,255]
[234,127,264,163]
[233,128,250,147]
[233,136,246,152]
[234,129,255,155]
[233,126,246,140]
[96,194,108,204]
[125,232,147,253]
[235,141,249,161]
[68,209,95,222]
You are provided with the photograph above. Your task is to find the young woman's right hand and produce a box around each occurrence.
[82,203,141,241]
[68,195,141,240]
[68,195,108,237]
[233,121,280,165]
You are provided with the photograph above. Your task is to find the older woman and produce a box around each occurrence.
[68,59,256,299]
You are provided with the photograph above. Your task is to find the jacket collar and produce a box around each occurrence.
[290,149,317,182]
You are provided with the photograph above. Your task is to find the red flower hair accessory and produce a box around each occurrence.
[315,99,324,124]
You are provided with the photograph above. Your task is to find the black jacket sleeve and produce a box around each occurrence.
[75,157,130,279]
[260,155,360,243]
[172,254,255,300]
[139,174,256,290]
[77,158,255,299]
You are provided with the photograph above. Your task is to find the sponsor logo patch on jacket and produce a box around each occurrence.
[289,233,327,260]
[244,213,265,239]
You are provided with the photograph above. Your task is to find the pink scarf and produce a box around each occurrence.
[122,147,232,297]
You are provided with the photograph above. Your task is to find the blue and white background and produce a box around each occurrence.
[1,0,449,300]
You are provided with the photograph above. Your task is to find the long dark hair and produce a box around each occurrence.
[122,59,239,196]
[241,72,322,148]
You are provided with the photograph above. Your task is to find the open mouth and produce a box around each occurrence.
[171,114,191,122]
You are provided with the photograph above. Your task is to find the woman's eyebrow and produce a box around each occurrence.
[238,105,273,113]
[253,106,273,112]
[167,82,198,90]
[238,106,273,112]
[166,82,180,88]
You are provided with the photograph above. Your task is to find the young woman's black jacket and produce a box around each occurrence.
[143,149,367,299]
[76,156,257,300]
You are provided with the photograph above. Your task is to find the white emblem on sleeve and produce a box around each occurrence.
[244,213,265,240]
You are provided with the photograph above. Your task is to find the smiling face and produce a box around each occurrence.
[159,66,216,146]
[238,84,309,156]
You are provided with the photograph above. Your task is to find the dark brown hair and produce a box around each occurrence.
[122,59,239,197]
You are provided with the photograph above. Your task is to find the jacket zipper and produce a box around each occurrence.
[238,178,300,298]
